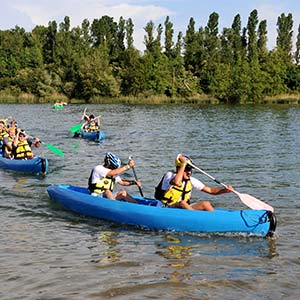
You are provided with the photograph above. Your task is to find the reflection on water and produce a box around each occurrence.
[157,233,278,259]
[154,233,279,285]
[98,232,121,263]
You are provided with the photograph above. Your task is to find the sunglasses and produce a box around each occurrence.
[184,166,193,172]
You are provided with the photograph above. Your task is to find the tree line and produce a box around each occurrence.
[1,9,300,104]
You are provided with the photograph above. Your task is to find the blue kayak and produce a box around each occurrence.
[80,130,106,141]
[0,156,48,175]
[47,185,276,237]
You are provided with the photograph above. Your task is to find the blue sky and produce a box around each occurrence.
[1,0,300,50]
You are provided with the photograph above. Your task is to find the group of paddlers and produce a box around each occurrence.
[1,110,235,212]
[0,117,40,160]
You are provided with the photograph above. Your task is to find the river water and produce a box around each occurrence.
[0,103,299,300]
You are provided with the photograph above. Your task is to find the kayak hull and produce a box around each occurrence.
[47,185,276,237]
[80,130,105,141]
[0,156,48,175]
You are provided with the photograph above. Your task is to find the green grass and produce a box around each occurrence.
[1,92,300,105]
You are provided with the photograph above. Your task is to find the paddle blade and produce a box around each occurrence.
[44,143,64,157]
[69,123,82,133]
[235,191,274,212]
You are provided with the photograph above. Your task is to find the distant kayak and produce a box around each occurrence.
[53,102,67,109]
[0,156,48,175]
[52,105,64,109]
[47,184,276,237]
[80,130,106,141]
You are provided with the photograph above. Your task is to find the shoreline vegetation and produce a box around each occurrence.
[0,93,300,105]
[2,11,300,105]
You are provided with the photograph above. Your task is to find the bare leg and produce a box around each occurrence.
[192,201,214,211]
[115,190,137,203]
[103,190,114,199]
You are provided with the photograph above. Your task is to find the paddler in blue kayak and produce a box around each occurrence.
[88,152,141,203]
[12,128,41,160]
[154,154,234,211]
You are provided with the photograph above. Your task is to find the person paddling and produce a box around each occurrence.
[88,152,141,203]
[0,120,8,156]
[12,129,35,160]
[154,154,234,211]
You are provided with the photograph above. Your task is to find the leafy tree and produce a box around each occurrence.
[262,50,287,95]
[43,20,58,65]
[119,48,144,96]
[184,17,197,72]
[164,16,174,57]
[1,10,300,103]
[144,20,163,57]
[257,20,268,63]
[0,27,26,77]
[81,19,92,52]
[78,47,120,99]
[295,23,300,64]
[247,9,259,63]
[90,15,119,61]
[276,13,293,64]
[201,12,220,94]
[125,18,134,49]
[205,12,219,57]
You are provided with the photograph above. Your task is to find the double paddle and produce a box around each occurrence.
[187,161,274,212]
[28,135,64,157]
[69,107,87,134]
[69,108,101,135]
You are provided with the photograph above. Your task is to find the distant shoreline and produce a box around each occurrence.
[0,93,300,105]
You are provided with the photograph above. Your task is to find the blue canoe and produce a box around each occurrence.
[80,130,106,141]
[47,185,276,237]
[0,156,48,175]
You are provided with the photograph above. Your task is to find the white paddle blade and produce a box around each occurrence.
[235,191,274,212]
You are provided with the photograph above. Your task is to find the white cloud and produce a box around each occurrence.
[7,0,173,50]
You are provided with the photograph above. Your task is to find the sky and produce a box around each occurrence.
[1,0,300,50]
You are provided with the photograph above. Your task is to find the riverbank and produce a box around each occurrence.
[1,92,300,105]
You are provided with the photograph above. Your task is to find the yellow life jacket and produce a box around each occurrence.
[14,140,33,159]
[0,131,7,155]
[87,123,99,132]
[88,174,115,195]
[3,135,13,157]
[0,130,8,141]
[162,180,192,206]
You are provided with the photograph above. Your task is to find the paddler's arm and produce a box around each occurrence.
[118,179,141,187]
[106,159,134,177]
[202,185,234,195]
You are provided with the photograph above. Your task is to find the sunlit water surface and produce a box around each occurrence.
[0,103,299,300]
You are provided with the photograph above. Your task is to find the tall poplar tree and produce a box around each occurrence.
[164,16,174,57]
[202,12,220,94]
[245,9,266,102]
[184,17,197,72]
[276,13,293,63]
[295,23,300,64]
[44,20,58,65]
[125,18,134,50]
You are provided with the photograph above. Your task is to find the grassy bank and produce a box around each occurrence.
[1,92,300,105]
[0,93,220,105]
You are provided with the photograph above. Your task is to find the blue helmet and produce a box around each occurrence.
[104,152,121,169]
